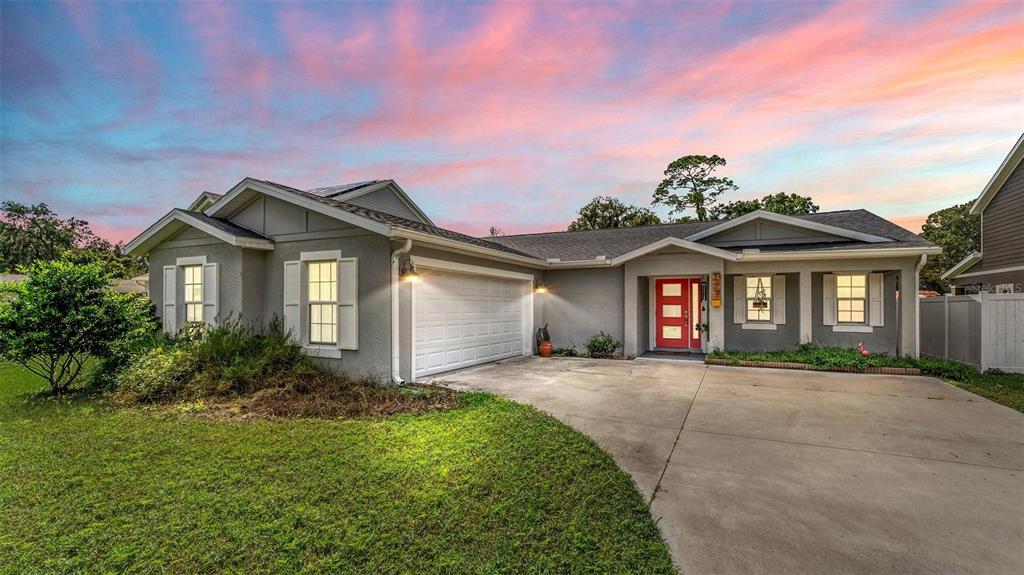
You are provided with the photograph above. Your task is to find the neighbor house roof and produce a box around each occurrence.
[484,209,934,261]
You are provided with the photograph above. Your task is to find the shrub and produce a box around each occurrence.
[111,318,314,404]
[0,259,156,394]
[585,332,621,359]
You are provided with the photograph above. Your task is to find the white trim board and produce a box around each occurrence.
[125,209,274,255]
[413,256,535,281]
[950,264,1024,279]
[611,237,740,265]
[970,133,1024,215]
[941,252,983,280]
[685,210,893,244]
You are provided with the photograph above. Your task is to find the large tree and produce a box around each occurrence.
[567,196,662,231]
[652,155,737,221]
[711,192,819,220]
[919,201,980,293]
[0,201,144,277]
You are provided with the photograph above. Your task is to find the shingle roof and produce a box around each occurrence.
[236,178,935,263]
[483,210,934,261]
[255,180,535,258]
[178,209,272,240]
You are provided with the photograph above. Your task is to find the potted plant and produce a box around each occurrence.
[537,324,553,357]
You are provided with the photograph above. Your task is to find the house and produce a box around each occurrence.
[125,177,939,382]
[942,133,1024,294]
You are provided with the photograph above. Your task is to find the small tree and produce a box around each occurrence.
[567,196,662,231]
[0,260,156,394]
[652,155,737,221]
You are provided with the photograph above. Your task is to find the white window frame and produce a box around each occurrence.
[183,264,204,324]
[307,260,338,345]
[745,275,772,323]
[835,273,867,324]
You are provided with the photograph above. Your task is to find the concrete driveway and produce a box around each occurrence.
[434,356,1024,575]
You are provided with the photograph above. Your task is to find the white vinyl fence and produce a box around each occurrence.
[920,294,1024,373]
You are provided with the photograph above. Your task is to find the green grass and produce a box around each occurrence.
[945,371,1024,414]
[708,346,1024,414]
[0,364,676,574]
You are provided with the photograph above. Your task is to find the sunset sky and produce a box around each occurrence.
[2,0,1022,243]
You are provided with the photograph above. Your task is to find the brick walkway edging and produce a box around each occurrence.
[704,357,922,376]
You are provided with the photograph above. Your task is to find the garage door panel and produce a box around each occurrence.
[414,268,528,377]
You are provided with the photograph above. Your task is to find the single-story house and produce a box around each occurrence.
[125,177,939,382]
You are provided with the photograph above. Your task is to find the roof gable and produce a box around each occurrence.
[685,210,891,244]
[125,209,273,255]
[970,132,1024,216]
[308,180,434,225]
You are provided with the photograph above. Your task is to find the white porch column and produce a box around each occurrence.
[800,271,812,344]
[899,262,919,357]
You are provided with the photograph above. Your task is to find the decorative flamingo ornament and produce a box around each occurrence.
[857,342,870,357]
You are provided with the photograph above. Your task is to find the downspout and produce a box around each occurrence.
[391,238,413,385]
[914,254,928,358]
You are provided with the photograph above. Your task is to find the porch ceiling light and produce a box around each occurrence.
[400,258,421,282]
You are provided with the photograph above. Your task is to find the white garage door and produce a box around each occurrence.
[414,268,529,377]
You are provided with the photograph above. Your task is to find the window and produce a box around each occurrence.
[308,260,337,344]
[745,276,771,322]
[836,274,866,323]
[183,265,203,323]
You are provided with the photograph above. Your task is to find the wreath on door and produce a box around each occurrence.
[752,278,769,309]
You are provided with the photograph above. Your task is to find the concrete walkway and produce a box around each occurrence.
[433,356,1024,575]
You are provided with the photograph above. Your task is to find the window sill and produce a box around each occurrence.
[832,324,873,333]
[304,344,342,359]
[742,323,777,331]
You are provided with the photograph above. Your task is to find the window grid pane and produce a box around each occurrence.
[836,274,867,324]
[745,276,772,322]
[307,260,338,344]
[183,265,203,323]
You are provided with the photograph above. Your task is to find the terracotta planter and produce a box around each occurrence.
[538,341,553,358]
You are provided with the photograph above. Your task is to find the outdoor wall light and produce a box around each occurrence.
[534,281,548,294]
[400,258,421,282]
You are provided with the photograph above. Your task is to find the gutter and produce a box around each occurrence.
[390,238,413,384]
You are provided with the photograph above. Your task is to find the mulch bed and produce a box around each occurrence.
[704,357,921,376]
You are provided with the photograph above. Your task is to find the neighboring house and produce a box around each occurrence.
[943,133,1024,294]
[126,177,939,382]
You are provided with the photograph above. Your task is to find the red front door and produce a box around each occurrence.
[655,278,701,350]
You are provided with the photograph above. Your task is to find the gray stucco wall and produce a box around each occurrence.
[637,276,650,353]
[263,234,394,379]
[541,267,625,353]
[811,271,899,354]
[148,243,246,328]
[723,273,801,352]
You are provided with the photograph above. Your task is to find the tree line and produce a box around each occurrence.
[499,154,977,295]
[0,201,146,279]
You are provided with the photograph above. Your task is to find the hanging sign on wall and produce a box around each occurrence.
[711,272,722,308]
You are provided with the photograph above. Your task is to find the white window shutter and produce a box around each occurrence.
[823,274,837,326]
[733,275,746,324]
[772,274,786,325]
[283,261,301,342]
[162,265,177,334]
[202,262,219,326]
[869,272,884,327]
[338,257,359,350]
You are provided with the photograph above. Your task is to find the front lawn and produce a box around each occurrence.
[0,364,676,574]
